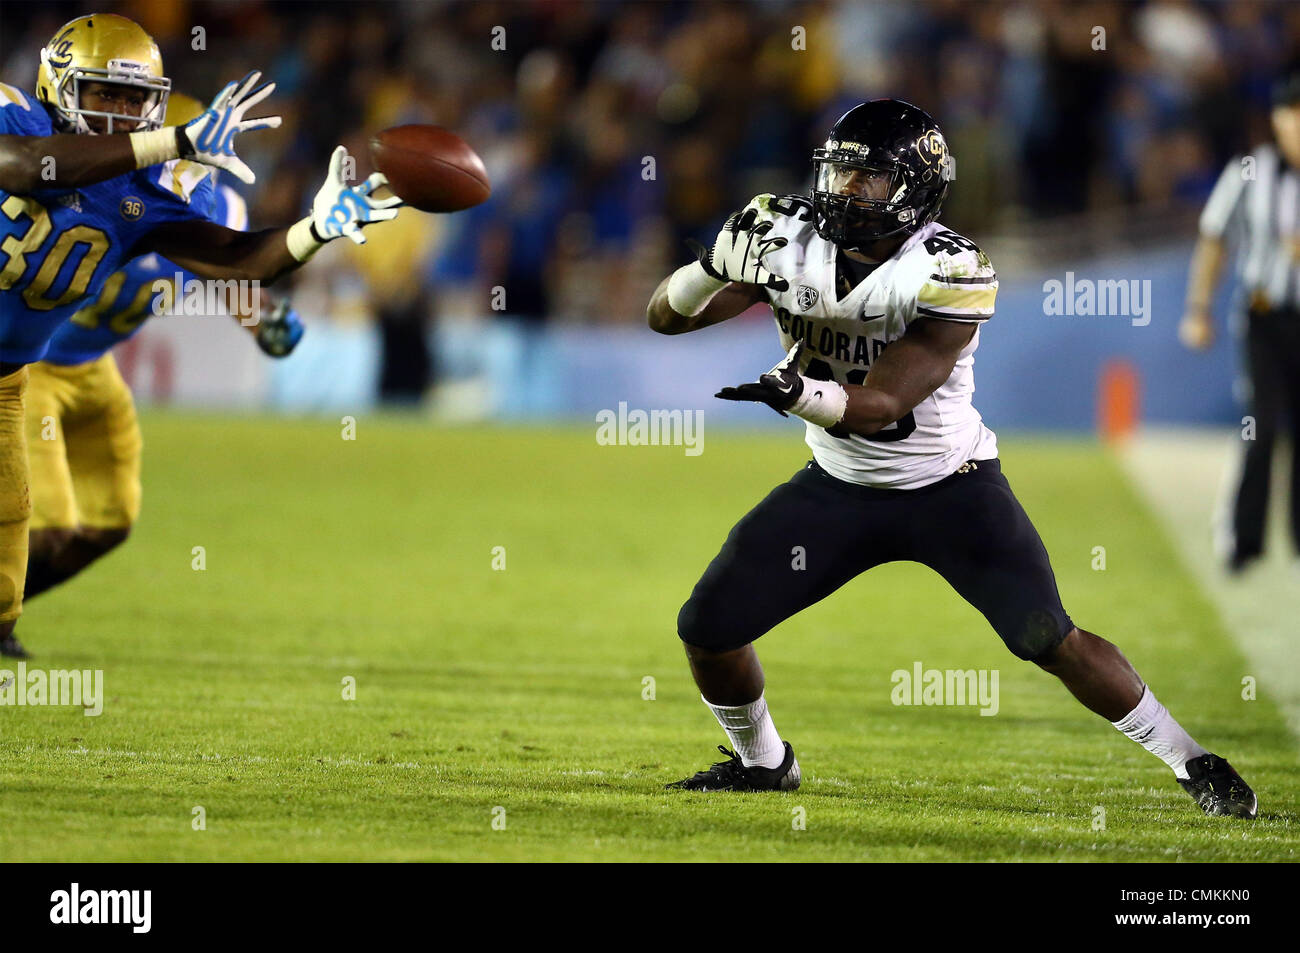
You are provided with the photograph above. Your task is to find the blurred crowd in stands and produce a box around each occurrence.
[4,0,1298,398]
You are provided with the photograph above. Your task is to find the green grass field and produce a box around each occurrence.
[1,413,1295,861]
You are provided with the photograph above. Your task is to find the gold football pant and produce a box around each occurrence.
[0,366,30,624]
[25,353,142,533]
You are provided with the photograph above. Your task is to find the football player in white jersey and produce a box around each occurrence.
[647,100,1256,818]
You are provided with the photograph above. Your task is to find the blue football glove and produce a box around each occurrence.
[307,145,403,245]
[256,298,304,357]
[178,71,281,184]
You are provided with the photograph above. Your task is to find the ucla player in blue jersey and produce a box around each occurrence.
[0,14,402,654]
[17,96,303,634]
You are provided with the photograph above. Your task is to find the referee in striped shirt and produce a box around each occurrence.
[1181,70,1300,573]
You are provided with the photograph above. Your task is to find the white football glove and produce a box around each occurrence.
[179,71,281,184]
[687,197,790,292]
[307,146,404,245]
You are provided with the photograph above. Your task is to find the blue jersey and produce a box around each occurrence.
[0,82,215,365]
[43,183,248,366]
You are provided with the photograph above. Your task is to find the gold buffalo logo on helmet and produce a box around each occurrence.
[915,130,947,168]
[915,129,953,184]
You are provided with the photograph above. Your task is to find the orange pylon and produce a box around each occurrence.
[1098,359,1140,443]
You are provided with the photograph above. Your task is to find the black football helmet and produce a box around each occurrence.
[811,99,953,248]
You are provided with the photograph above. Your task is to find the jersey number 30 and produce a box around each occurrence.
[0,195,111,311]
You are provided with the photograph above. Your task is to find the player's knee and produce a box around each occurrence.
[80,525,130,556]
[29,527,76,563]
[677,593,757,653]
[1003,611,1074,663]
[1031,626,1088,667]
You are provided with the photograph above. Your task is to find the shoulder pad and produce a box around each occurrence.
[916,228,997,322]
[0,83,51,137]
[153,158,213,205]
[0,83,34,111]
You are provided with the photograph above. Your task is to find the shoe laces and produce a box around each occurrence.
[689,745,749,785]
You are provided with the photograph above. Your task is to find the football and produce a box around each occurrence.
[369,124,491,213]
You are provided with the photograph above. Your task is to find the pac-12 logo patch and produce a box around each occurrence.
[796,285,819,311]
[120,196,145,221]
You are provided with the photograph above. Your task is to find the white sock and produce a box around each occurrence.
[1110,686,1208,779]
[705,693,786,769]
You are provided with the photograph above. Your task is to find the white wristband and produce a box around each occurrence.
[788,376,848,428]
[129,127,180,169]
[666,260,727,317]
[286,217,325,263]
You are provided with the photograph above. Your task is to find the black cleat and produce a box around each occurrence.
[0,634,29,659]
[1178,754,1257,819]
[666,743,800,791]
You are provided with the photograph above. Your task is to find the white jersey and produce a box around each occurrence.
[753,193,999,489]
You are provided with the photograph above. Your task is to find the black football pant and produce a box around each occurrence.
[1232,308,1300,561]
[678,459,1074,661]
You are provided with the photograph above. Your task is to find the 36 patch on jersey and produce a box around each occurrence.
[796,285,819,311]
[119,195,145,221]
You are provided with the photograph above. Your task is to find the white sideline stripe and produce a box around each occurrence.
[1118,427,1300,748]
